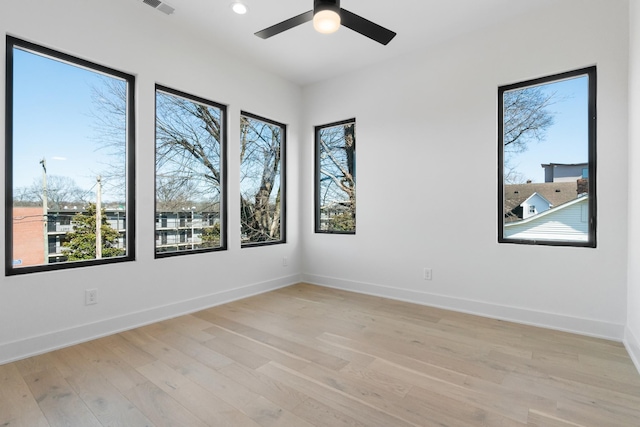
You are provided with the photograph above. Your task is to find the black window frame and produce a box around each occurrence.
[498,66,597,248]
[314,118,356,235]
[240,111,287,248]
[153,84,228,259]
[5,36,136,275]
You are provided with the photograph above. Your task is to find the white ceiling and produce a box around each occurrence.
[135,0,556,86]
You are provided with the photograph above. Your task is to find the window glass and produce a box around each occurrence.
[315,119,356,233]
[154,85,226,256]
[240,112,286,246]
[6,37,135,274]
[499,67,596,246]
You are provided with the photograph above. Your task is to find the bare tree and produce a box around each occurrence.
[90,77,128,200]
[155,90,223,219]
[156,176,202,212]
[240,115,283,243]
[502,86,557,183]
[93,81,222,208]
[14,175,89,209]
[13,186,39,206]
[156,93,221,190]
[318,122,355,231]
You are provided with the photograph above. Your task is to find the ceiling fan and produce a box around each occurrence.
[254,0,396,45]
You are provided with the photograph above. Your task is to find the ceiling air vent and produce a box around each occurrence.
[142,0,175,15]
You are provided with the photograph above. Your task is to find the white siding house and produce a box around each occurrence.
[504,195,589,241]
[521,192,552,219]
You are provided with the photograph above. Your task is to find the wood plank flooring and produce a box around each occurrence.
[2,283,640,426]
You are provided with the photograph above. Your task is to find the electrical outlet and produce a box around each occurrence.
[85,288,98,305]
[423,268,433,281]
[283,256,288,267]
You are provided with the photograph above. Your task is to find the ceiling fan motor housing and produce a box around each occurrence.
[314,0,340,15]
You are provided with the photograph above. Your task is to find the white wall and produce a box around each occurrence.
[302,0,630,340]
[626,0,640,371]
[0,0,302,363]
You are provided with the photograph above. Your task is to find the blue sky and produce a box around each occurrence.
[507,76,589,182]
[12,47,126,201]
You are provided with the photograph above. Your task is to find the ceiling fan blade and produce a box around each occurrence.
[255,10,314,39]
[340,8,396,45]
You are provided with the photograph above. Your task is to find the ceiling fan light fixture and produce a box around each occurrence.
[313,0,341,34]
[313,9,340,34]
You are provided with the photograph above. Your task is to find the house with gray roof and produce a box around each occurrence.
[504,181,579,223]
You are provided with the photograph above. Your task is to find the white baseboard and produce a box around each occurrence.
[302,273,625,341]
[2,273,628,367]
[624,326,640,374]
[0,274,301,365]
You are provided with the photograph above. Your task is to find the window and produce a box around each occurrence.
[315,119,356,233]
[240,112,286,246]
[5,37,135,275]
[154,85,227,257]
[499,67,596,247]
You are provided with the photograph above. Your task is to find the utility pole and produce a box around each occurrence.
[95,176,102,259]
[40,158,48,264]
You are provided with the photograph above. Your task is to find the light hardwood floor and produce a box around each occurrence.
[2,283,640,426]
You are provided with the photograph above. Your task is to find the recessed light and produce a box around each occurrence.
[231,2,248,15]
